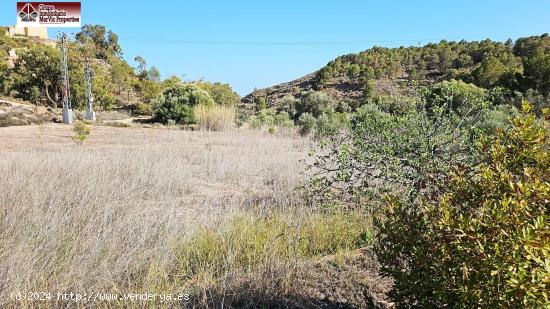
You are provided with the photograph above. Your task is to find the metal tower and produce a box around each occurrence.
[84,61,96,121]
[59,32,73,124]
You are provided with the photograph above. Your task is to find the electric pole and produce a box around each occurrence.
[59,32,73,124]
[84,60,95,121]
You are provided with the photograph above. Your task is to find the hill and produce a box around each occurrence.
[242,34,550,115]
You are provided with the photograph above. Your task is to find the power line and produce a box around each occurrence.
[115,35,517,47]
[57,31,517,47]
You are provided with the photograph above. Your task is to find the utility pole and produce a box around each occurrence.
[59,32,73,124]
[84,60,95,121]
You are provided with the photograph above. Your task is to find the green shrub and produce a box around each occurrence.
[248,110,290,130]
[256,97,267,111]
[134,102,152,116]
[73,121,91,143]
[375,102,550,308]
[294,90,333,119]
[267,126,277,134]
[153,84,214,124]
[314,111,349,138]
[273,112,294,128]
[297,112,316,136]
[194,81,240,106]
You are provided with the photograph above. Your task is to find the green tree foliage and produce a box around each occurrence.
[92,64,116,110]
[522,49,550,95]
[75,24,121,60]
[297,112,316,135]
[147,66,161,83]
[421,79,487,113]
[134,55,147,80]
[294,90,333,119]
[194,80,241,106]
[308,80,498,206]
[152,83,214,124]
[8,44,60,105]
[275,95,300,117]
[0,25,131,109]
[314,35,549,98]
[473,56,508,88]
[111,59,135,95]
[256,97,267,112]
[376,103,549,308]
[161,75,183,89]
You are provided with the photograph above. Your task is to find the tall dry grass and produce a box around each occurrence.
[0,125,368,307]
[194,105,235,131]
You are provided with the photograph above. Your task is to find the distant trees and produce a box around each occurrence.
[75,24,121,60]
[473,56,507,88]
[111,59,134,95]
[0,24,242,114]
[313,34,550,104]
[147,66,161,83]
[194,80,241,106]
[522,49,550,95]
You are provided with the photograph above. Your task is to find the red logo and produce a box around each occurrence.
[18,3,38,22]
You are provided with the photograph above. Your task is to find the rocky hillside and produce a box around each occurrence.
[241,73,430,114]
[242,34,550,114]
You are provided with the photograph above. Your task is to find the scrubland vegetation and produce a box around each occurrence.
[1,23,549,307]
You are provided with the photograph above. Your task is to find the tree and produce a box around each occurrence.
[9,44,61,106]
[194,81,240,106]
[522,49,550,95]
[111,59,134,95]
[308,80,490,207]
[152,83,214,124]
[473,56,507,88]
[134,56,147,80]
[75,24,121,60]
[147,66,161,83]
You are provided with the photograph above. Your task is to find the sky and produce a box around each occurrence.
[1,1,550,95]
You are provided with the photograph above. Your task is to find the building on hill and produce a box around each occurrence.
[4,26,48,40]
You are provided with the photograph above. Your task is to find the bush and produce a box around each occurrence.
[294,90,333,119]
[314,111,349,138]
[194,81,241,106]
[73,121,91,143]
[375,102,550,307]
[297,112,316,136]
[256,97,267,111]
[308,97,488,207]
[194,104,235,131]
[248,110,294,131]
[153,84,214,124]
[134,102,152,116]
[273,112,294,128]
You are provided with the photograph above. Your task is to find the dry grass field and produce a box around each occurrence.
[0,124,383,308]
